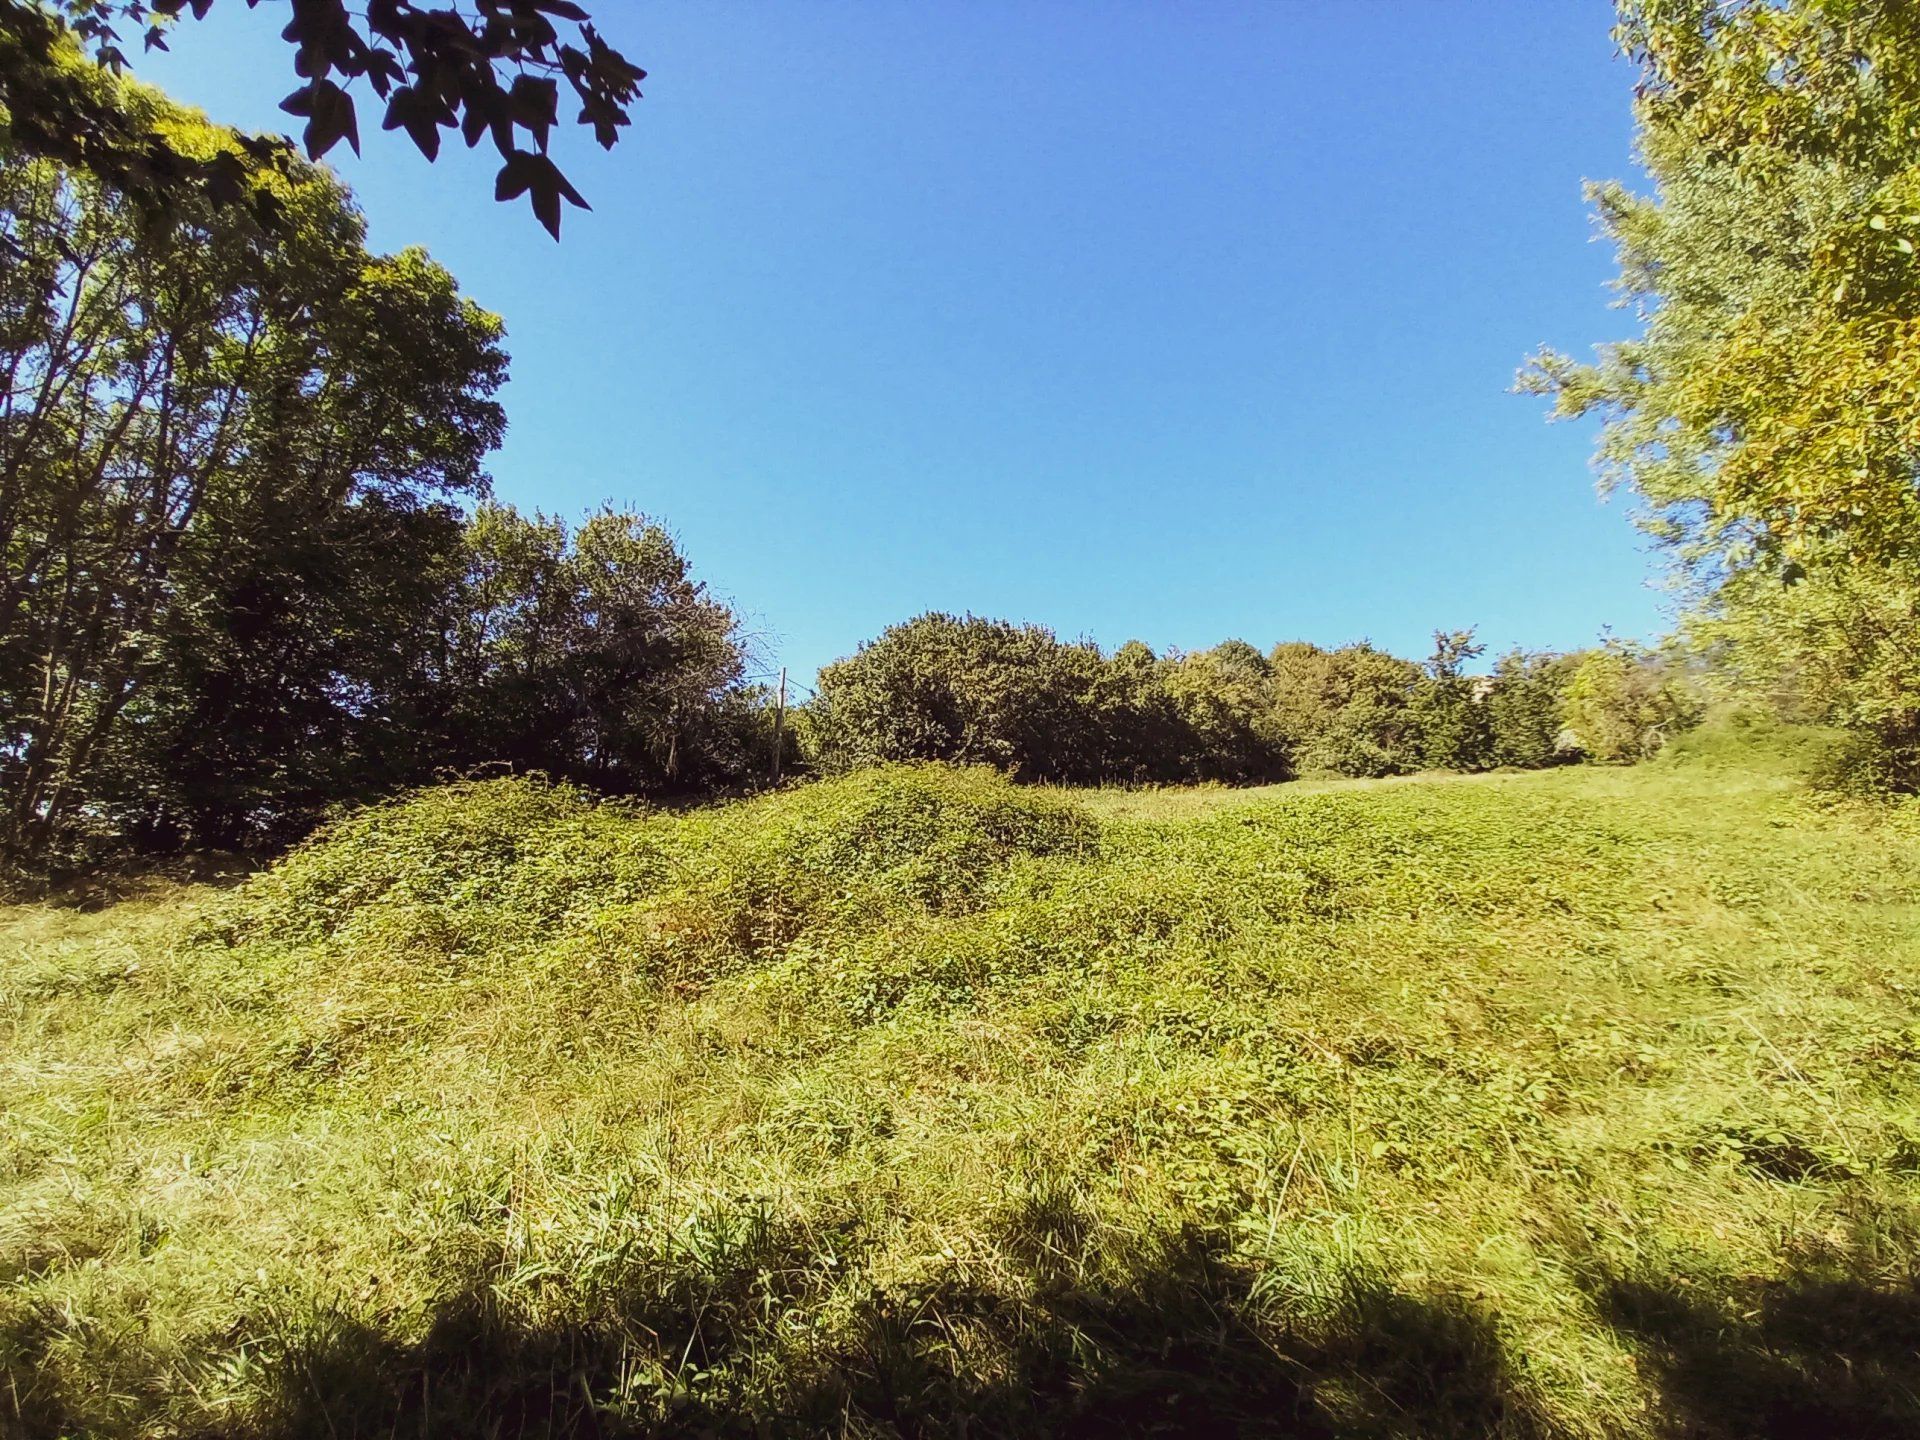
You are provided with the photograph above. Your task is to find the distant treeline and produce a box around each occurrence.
[805,613,1698,786]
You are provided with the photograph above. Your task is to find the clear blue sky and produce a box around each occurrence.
[134,1,1656,683]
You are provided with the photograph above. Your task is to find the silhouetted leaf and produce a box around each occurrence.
[5,0,644,234]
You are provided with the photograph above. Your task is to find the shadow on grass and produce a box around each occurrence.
[5,1225,1549,1440]
[3,849,256,909]
[11,1226,1920,1438]
[1594,1267,1920,1439]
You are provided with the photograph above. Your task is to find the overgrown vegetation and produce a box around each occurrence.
[6,724,1919,1437]
[7,9,1920,1431]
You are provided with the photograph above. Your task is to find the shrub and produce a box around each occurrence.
[1295,646,1426,777]
[1561,644,1700,762]
[1410,630,1495,772]
[813,617,1591,788]
[1485,649,1578,770]
[202,777,627,944]
[1160,643,1290,784]
[206,766,1097,970]
[810,616,1287,785]
[1692,558,1920,793]
[809,614,1109,781]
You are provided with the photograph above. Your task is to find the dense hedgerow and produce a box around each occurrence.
[8,727,1920,1437]
[807,614,1667,787]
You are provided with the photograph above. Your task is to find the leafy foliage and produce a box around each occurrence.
[426,502,758,796]
[808,614,1117,783]
[0,92,506,863]
[812,615,1598,787]
[1525,0,1920,787]
[1690,557,1920,789]
[0,95,766,870]
[1409,630,1495,773]
[1485,648,1579,770]
[1561,643,1700,763]
[1289,643,1427,778]
[1160,639,1291,783]
[1527,0,1920,571]
[0,0,644,235]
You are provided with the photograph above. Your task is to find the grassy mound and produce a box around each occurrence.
[204,764,1095,988]
[6,738,1920,1436]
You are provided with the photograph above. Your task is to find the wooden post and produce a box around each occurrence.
[771,666,787,783]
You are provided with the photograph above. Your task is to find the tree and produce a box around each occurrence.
[1294,644,1425,778]
[0,84,507,861]
[1266,641,1344,756]
[104,478,474,850]
[811,619,1582,789]
[809,614,1113,783]
[1526,0,1920,571]
[1,0,644,236]
[1560,643,1698,763]
[1485,649,1577,770]
[1160,641,1290,783]
[1094,638,1192,782]
[1523,0,1920,784]
[1411,628,1494,771]
[430,503,751,793]
[808,618,1299,786]
[1688,558,1920,784]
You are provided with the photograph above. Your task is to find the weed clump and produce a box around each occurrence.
[203,777,627,944]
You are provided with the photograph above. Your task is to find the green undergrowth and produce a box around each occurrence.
[6,737,1920,1437]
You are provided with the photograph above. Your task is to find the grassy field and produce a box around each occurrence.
[6,718,1920,1438]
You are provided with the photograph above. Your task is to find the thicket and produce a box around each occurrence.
[807,613,1691,785]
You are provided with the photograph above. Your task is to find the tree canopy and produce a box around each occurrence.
[1525,0,1920,784]
[1526,0,1920,572]
[0,81,508,857]
[0,79,771,870]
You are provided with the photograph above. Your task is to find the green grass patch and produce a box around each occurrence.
[5,738,1920,1436]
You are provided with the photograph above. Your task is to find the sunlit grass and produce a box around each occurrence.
[4,719,1919,1437]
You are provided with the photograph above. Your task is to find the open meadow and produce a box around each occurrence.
[6,719,1920,1437]
[14,3,1920,1437]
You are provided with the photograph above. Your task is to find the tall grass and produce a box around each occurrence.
[4,735,1919,1436]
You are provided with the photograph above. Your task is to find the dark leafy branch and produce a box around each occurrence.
[0,0,643,236]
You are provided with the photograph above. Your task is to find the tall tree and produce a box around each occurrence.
[1524,0,1920,784]
[1292,644,1426,778]
[0,80,506,860]
[1526,0,1920,571]
[1411,628,1493,772]
[431,503,752,794]
[1161,641,1290,783]
[1485,648,1577,770]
